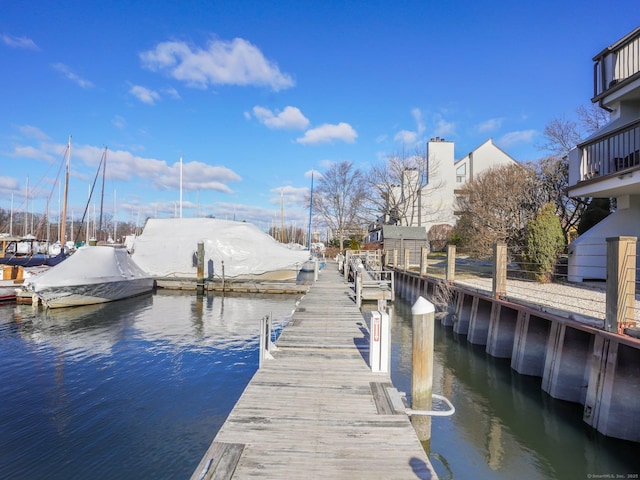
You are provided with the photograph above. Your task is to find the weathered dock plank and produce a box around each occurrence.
[191,262,436,479]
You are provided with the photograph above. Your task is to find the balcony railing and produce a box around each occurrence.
[580,118,640,180]
[593,26,640,103]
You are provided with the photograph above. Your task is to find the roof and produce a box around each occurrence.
[381,225,427,240]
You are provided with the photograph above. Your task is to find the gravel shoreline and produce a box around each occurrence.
[452,277,639,328]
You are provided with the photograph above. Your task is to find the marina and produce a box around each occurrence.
[1,263,639,478]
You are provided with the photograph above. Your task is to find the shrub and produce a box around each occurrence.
[521,203,565,282]
[428,224,454,252]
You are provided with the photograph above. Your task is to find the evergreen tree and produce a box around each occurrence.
[521,203,565,282]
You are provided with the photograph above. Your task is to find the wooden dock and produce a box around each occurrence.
[191,262,437,479]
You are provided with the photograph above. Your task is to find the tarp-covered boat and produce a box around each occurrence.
[24,246,155,308]
[131,218,310,281]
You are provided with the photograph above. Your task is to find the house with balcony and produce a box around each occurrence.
[567,26,640,282]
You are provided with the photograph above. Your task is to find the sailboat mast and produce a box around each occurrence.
[307,172,313,250]
[179,156,183,219]
[9,193,13,236]
[113,189,117,242]
[60,136,71,245]
[98,147,107,242]
[280,189,284,243]
[24,176,29,236]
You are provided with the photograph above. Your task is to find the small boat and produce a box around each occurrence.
[0,284,16,302]
[23,246,155,308]
[0,235,67,267]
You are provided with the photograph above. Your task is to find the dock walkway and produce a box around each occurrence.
[191,262,436,479]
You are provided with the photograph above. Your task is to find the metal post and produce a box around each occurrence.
[259,313,275,368]
[446,244,456,283]
[606,236,637,333]
[411,296,435,442]
[492,242,507,298]
[404,248,411,271]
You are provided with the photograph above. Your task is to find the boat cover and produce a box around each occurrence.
[25,246,151,290]
[131,218,310,278]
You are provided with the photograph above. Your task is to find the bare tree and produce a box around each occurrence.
[576,103,610,135]
[313,161,367,250]
[538,104,611,241]
[454,164,544,257]
[366,144,444,227]
[538,116,582,157]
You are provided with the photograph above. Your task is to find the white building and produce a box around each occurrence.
[365,137,519,244]
[567,26,640,282]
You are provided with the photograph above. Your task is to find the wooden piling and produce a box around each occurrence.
[493,242,507,298]
[411,296,435,442]
[196,242,205,291]
[605,236,637,333]
[446,244,456,283]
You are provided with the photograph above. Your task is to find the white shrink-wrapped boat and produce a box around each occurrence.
[24,246,155,308]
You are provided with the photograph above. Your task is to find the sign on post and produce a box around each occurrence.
[369,310,390,372]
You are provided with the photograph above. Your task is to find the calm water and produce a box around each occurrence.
[1,290,639,479]
[384,299,640,480]
[0,291,297,480]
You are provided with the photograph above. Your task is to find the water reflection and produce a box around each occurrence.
[384,298,640,479]
[0,290,299,480]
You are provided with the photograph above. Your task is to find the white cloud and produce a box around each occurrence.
[130,85,160,105]
[140,37,295,91]
[411,108,425,135]
[477,117,504,133]
[269,185,308,205]
[394,130,417,144]
[305,169,322,180]
[433,119,455,138]
[1,34,39,50]
[0,176,20,191]
[394,108,426,145]
[9,145,55,162]
[296,122,357,145]
[112,115,126,130]
[499,129,536,147]
[18,125,50,141]
[52,63,94,89]
[160,161,242,193]
[163,87,181,99]
[253,106,310,130]
[70,144,242,193]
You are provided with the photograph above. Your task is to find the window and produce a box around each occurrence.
[456,163,466,183]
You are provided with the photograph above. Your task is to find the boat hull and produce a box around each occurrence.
[35,277,156,308]
[0,286,16,302]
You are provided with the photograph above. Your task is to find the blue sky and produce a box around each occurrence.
[1,1,638,233]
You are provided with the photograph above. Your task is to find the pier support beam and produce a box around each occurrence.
[453,293,474,335]
[511,313,551,377]
[541,323,591,403]
[486,304,518,358]
[467,297,492,345]
[606,236,637,333]
[584,339,640,442]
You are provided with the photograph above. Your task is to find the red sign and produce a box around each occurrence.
[373,317,380,342]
